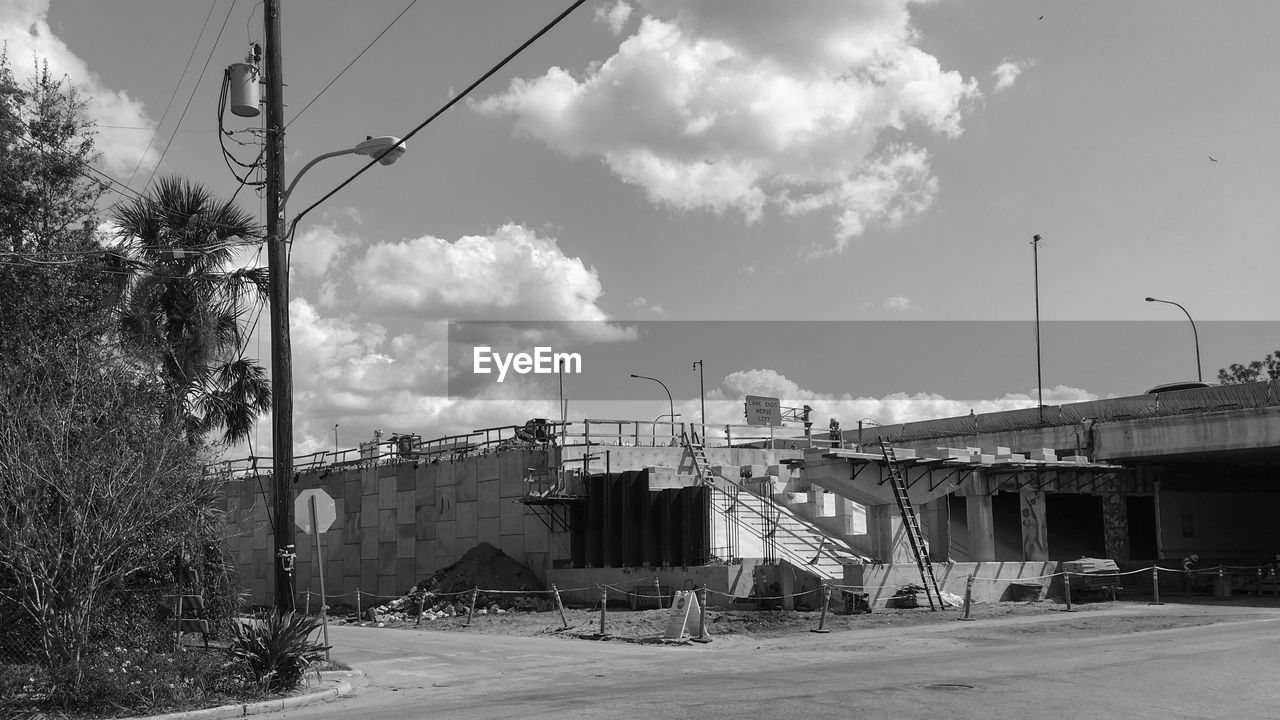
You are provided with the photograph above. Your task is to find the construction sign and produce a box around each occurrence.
[745,395,781,426]
[662,590,706,640]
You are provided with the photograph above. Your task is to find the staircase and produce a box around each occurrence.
[880,440,943,610]
[685,433,864,581]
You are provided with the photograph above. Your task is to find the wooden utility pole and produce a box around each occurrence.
[264,0,295,612]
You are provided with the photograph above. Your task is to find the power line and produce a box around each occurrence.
[285,0,419,129]
[125,0,219,188]
[141,0,239,192]
[289,0,589,234]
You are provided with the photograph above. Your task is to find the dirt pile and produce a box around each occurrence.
[359,543,548,624]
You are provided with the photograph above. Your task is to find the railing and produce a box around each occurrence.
[579,419,688,448]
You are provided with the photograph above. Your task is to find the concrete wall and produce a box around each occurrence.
[547,563,761,607]
[844,562,1059,608]
[1157,491,1280,560]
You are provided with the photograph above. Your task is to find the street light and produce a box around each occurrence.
[267,136,407,612]
[1145,296,1202,382]
[630,373,675,440]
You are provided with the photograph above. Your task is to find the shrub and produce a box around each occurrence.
[228,611,330,692]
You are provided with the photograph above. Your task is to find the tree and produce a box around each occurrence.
[1218,350,1280,385]
[0,49,116,353]
[0,339,218,691]
[111,176,270,446]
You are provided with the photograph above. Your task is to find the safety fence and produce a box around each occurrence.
[287,561,1280,639]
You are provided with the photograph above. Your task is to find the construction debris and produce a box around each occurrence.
[359,542,548,624]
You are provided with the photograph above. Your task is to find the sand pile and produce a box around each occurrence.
[424,541,543,596]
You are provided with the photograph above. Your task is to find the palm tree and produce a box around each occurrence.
[111,176,270,446]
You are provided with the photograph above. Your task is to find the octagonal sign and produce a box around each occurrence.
[295,488,336,535]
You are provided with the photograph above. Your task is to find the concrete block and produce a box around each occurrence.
[378,509,396,543]
[498,533,525,561]
[456,500,477,539]
[478,479,500,519]
[360,495,377,527]
[499,498,524,535]
[397,523,415,559]
[437,485,456,521]
[415,504,435,540]
[342,514,361,546]
[415,541,436,575]
[376,573,398,603]
[360,564,378,596]
[435,521,456,559]
[1028,448,1057,461]
[378,476,396,510]
[415,466,437,505]
[344,477,362,512]
[437,462,455,487]
[456,463,478,502]
[498,451,526,498]
[397,462,416,492]
[378,540,397,577]
[396,559,417,594]
[342,552,362,580]
[396,490,414,524]
[378,463,398,479]
[522,514,549,554]
[361,468,377,496]
[360,532,378,561]
[477,517,500,546]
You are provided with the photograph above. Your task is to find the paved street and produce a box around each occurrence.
[284,602,1280,719]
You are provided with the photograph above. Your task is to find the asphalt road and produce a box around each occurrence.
[286,602,1280,720]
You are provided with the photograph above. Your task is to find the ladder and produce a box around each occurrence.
[879,441,943,610]
[684,433,743,561]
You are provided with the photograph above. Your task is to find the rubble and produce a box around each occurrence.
[358,542,549,624]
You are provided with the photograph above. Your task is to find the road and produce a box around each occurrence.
[287,602,1280,719]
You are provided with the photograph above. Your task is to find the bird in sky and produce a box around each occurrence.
[1038,15,1045,20]
[1208,155,1218,162]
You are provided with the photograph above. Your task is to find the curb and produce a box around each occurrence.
[122,671,363,720]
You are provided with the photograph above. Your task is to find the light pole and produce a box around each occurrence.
[630,373,675,440]
[857,417,882,450]
[692,360,705,438]
[1031,234,1044,423]
[260,0,407,612]
[1145,296,1202,382]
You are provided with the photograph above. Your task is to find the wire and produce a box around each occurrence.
[125,0,218,188]
[289,0,589,234]
[285,0,419,129]
[141,0,239,192]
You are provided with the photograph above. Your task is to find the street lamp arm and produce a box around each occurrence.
[1146,294,1203,381]
[630,373,676,438]
[283,148,356,204]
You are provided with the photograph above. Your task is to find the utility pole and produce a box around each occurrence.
[692,360,705,437]
[1032,234,1043,424]
[264,0,295,613]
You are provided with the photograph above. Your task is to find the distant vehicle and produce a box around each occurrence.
[1144,381,1217,394]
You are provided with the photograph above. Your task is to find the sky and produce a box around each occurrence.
[5,0,1279,456]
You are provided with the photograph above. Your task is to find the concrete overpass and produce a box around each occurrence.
[799,381,1280,565]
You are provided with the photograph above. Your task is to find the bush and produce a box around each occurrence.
[228,612,330,692]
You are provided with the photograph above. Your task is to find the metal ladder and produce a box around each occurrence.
[683,432,744,562]
[880,440,942,610]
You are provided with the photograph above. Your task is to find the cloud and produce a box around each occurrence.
[861,294,919,312]
[594,1,633,36]
[291,223,359,279]
[474,0,978,250]
[628,296,665,315]
[1,0,157,177]
[706,368,1098,429]
[992,57,1034,93]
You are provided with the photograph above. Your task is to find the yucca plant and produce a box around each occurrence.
[227,611,330,692]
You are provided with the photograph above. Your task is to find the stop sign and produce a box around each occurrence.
[295,488,336,534]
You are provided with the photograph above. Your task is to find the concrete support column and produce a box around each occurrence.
[867,504,911,562]
[1100,491,1130,561]
[966,495,996,562]
[1019,490,1049,562]
[923,499,950,562]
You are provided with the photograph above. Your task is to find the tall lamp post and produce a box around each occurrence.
[692,360,705,438]
[630,373,675,440]
[1145,296,1202,382]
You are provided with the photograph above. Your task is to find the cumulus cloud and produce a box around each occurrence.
[992,57,1034,93]
[474,0,979,250]
[292,223,359,279]
[628,296,665,315]
[595,1,633,36]
[708,368,1098,429]
[861,294,919,312]
[1,0,157,177]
